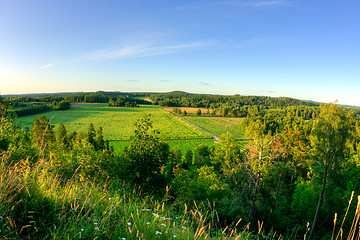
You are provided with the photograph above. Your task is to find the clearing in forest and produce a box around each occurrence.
[183,116,245,139]
[16,104,210,141]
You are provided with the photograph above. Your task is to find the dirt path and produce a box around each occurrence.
[160,107,221,141]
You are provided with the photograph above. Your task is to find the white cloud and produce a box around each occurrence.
[198,82,210,86]
[177,1,289,10]
[252,1,288,8]
[38,63,55,70]
[79,40,217,61]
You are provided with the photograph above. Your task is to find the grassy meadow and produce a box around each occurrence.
[183,116,245,139]
[16,104,220,153]
[110,138,216,155]
[16,104,209,141]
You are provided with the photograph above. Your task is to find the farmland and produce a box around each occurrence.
[184,115,245,139]
[3,92,359,240]
[16,104,218,152]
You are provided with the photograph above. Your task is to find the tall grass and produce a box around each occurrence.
[331,191,360,240]
[2,151,357,239]
[0,152,263,239]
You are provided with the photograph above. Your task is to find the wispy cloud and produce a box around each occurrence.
[78,40,217,61]
[238,38,268,48]
[178,1,289,10]
[198,82,210,86]
[38,63,55,70]
[251,1,288,8]
[249,89,277,95]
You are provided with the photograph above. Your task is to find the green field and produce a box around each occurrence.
[109,138,215,154]
[184,116,245,139]
[16,104,210,140]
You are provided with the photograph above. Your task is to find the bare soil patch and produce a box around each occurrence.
[162,106,210,115]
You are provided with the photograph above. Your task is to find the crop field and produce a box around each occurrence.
[184,116,245,139]
[16,104,210,141]
[110,138,215,154]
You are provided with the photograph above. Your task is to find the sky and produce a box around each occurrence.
[0,1,359,106]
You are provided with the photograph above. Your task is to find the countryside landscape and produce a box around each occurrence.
[1,1,359,239]
[0,91,359,239]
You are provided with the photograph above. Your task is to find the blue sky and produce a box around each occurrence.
[0,1,359,106]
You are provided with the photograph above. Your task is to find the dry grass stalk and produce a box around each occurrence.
[336,191,355,240]
[347,195,360,240]
[332,213,338,240]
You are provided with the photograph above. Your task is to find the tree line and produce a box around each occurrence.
[2,91,153,117]
[149,91,322,118]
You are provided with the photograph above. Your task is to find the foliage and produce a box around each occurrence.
[126,116,171,192]
[109,96,149,107]
[150,91,320,118]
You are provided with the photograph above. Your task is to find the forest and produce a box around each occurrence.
[0,92,359,239]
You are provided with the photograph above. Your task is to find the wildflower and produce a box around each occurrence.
[142,208,151,212]
[161,223,166,226]
[173,235,177,238]
[155,231,162,235]
[0,216,3,219]
[81,228,84,232]
[122,238,126,240]
[127,222,132,226]
[108,198,112,200]
[146,222,151,225]
[95,227,99,231]
[152,213,159,218]
[182,226,187,229]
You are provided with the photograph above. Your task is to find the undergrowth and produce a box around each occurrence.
[0,152,359,239]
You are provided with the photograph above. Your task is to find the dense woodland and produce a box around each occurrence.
[0,93,360,239]
[150,91,320,117]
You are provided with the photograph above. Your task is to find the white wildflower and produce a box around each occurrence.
[161,223,166,226]
[173,235,177,238]
[127,222,132,226]
[94,222,98,225]
[95,227,99,231]
[155,231,162,235]
[122,238,126,240]
[81,228,84,232]
[0,216,3,219]
[142,209,151,211]
[182,226,187,229]
[146,222,151,225]
[108,197,112,200]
